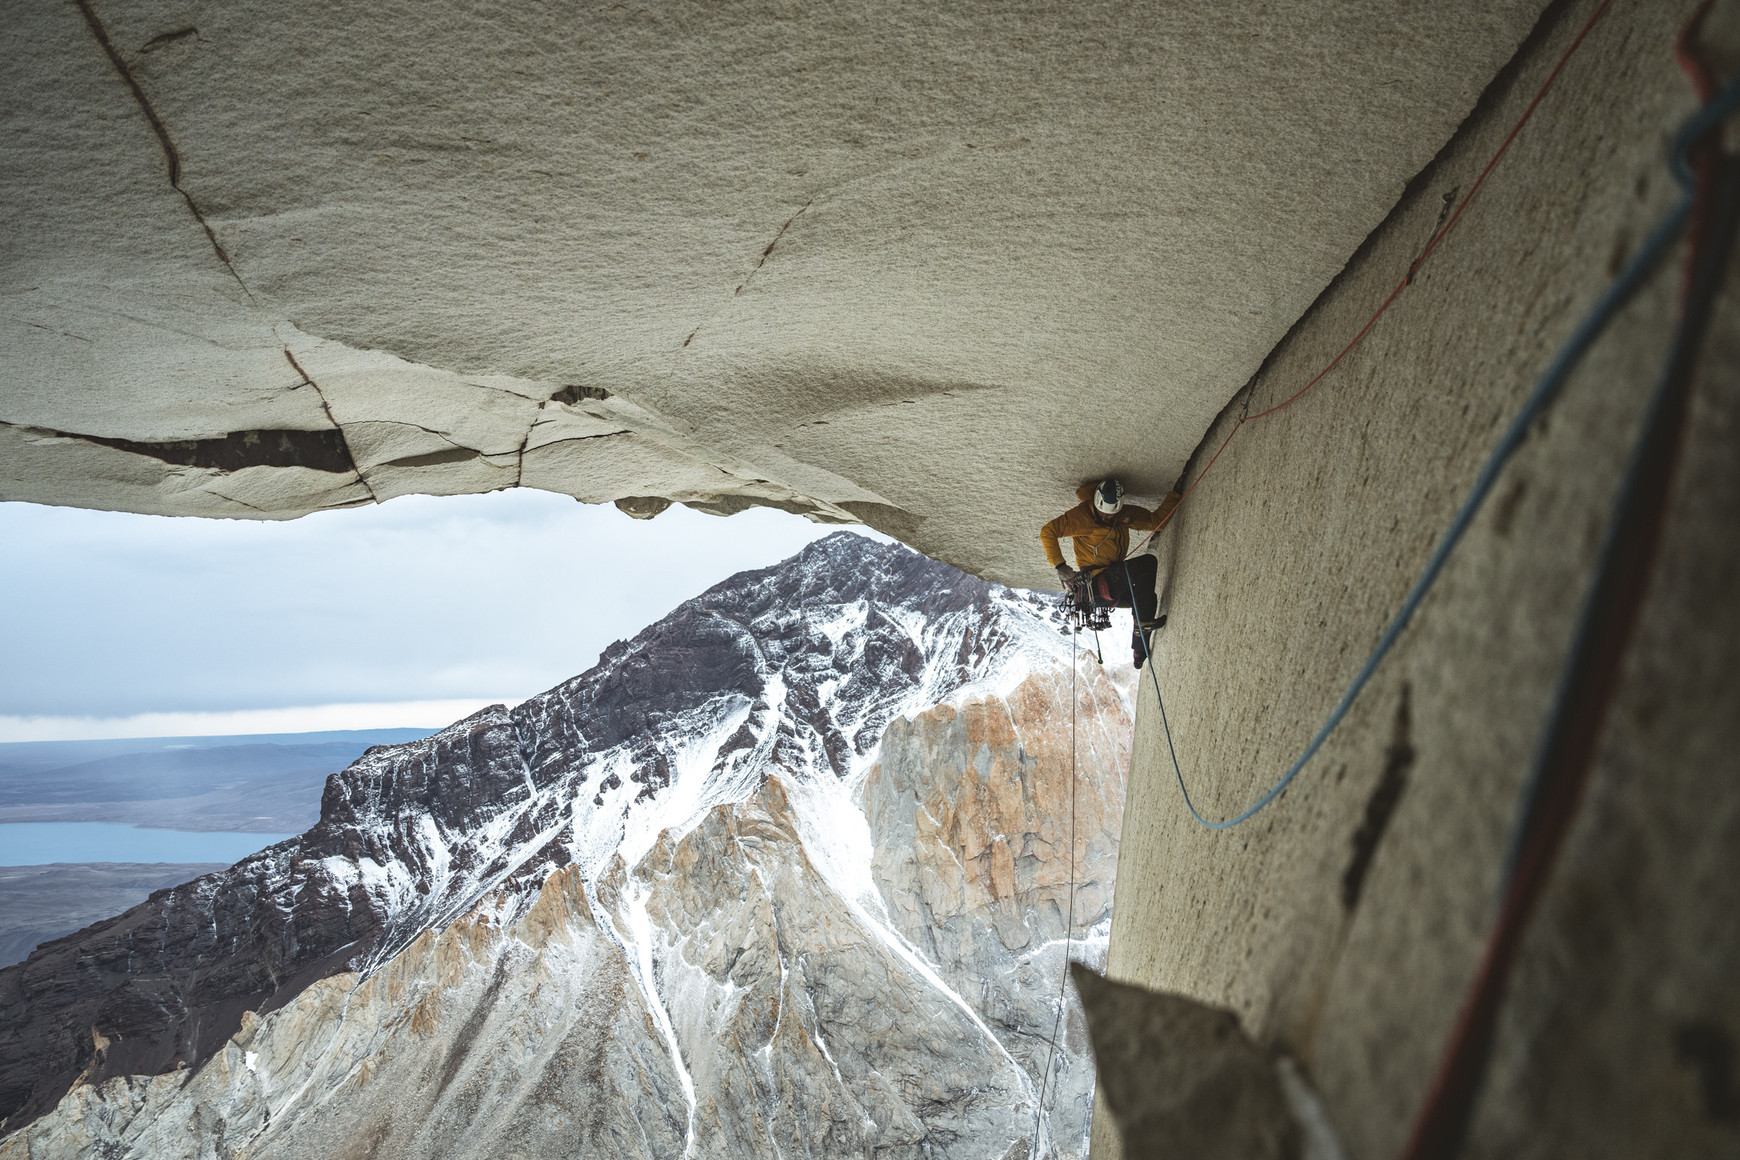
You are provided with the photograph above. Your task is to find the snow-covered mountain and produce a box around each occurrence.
[0,532,1133,1159]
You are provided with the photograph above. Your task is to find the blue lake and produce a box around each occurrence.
[0,823,294,867]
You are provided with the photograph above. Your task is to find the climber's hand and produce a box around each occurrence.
[1055,564,1080,590]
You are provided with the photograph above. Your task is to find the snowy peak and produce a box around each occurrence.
[0,533,1078,1134]
[517,532,1056,782]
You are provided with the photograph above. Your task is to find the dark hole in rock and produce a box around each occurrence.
[550,385,611,404]
[75,428,354,474]
[1674,1020,1740,1123]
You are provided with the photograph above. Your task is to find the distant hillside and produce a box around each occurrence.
[0,863,227,969]
[0,729,434,832]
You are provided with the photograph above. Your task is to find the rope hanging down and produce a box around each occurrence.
[1129,70,1738,828]
[1400,39,1740,1160]
[1035,627,1081,1130]
[1136,0,1617,556]
[1122,0,1733,831]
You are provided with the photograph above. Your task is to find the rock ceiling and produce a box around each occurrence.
[1,0,1545,585]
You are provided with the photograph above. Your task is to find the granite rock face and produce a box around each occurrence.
[0,0,1549,585]
[0,534,1132,1157]
[0,869,688,1160]
[0,784,1040,1160]
[865,662,1134,1156]
[1090,4,1740,1156]
[1071,965,1301,1160]
[626,778,1035,1159]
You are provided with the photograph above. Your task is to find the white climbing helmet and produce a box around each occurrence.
[1093,478,1125,516]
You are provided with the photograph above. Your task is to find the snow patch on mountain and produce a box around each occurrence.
[0,533,1136,1158]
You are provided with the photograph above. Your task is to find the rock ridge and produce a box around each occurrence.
[0,532,1078,1140]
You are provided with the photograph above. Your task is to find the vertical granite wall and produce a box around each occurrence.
[1096,1,1740,1156]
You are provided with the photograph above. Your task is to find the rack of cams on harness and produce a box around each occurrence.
[1060,570,1115,636]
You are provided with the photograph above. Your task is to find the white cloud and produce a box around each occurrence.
[0,699,520,743]
[1,491,889,731]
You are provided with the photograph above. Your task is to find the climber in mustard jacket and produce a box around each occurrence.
[1041,479,1181,664]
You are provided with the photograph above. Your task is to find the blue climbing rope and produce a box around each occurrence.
[1126,77,1740,831]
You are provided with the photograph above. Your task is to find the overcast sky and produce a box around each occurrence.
[0,492,887,741]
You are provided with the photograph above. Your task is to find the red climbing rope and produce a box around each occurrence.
[1397,10,1732,1157]
[1141,0,1618,551]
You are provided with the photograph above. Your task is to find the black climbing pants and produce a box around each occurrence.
[1091,554,1159,626]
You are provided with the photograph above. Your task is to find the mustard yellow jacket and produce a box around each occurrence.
[1041,483,1182,570]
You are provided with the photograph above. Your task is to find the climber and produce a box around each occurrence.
[1041,479,1181,666]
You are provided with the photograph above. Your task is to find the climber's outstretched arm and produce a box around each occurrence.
[1125,490,1183,533]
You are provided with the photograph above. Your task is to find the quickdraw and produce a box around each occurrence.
[1058,571,1113,635]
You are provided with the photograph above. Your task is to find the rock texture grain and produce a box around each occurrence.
[1096,3,1740,1157]
[0,0,1548,584]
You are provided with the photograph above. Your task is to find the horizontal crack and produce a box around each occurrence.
[382,446,483,469]
[359,418,516,457]
[8,420,353,473]
[209,490,268,513]
[518,429,629,456]
[139,26,196,53]
[17,319,95,343]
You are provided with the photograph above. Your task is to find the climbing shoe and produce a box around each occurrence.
[1132,616,1166,668]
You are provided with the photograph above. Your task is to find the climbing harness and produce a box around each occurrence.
[1058,572,1113,635]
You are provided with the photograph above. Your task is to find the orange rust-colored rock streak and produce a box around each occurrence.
[861,657,1134,1156]
[865,660,1132,958]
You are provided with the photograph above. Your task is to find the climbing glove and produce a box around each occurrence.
[1055,564,1080,590]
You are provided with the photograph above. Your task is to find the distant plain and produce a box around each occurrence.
[0,729,428,966]
[0,729,431,831]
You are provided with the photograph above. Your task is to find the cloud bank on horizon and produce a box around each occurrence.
[0,492,887,741]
